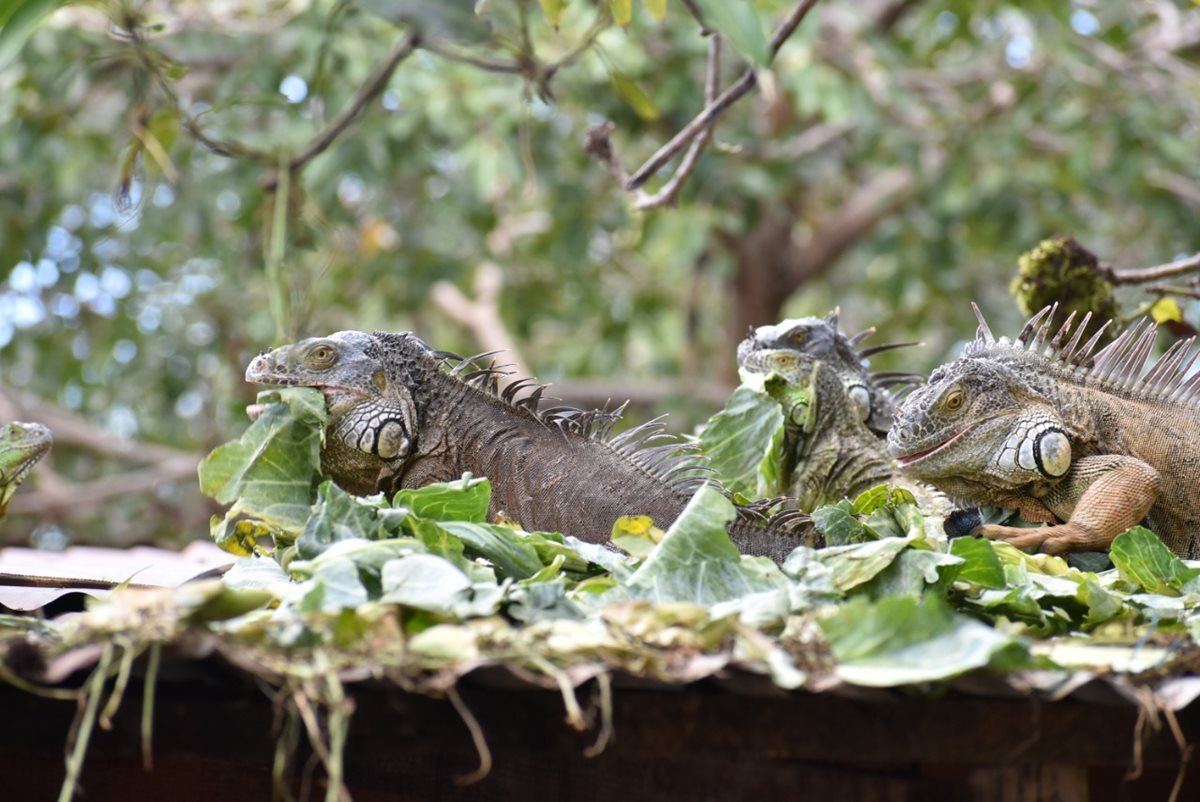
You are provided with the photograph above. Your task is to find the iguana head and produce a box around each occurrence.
[245,331,426,494]
[0,421,52,518]
[738,313,883,431]
[887,358,1072,496]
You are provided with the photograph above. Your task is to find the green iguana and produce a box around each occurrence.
[738,310,920,436]
[245,331,803,561]
[737,338,943,513]
[0,421,52,519]
[889,304,1200,557]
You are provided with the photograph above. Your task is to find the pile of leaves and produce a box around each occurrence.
[182,387,1200,687]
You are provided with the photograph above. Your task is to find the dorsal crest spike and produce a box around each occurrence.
[971,303,995,344]
[847,326,877,347]
[1017,304,1055,347]
[825,306,840,331]
[858,341,920,358]
[1062,311,1094,364]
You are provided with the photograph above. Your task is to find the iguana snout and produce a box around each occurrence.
[0,421,53,517]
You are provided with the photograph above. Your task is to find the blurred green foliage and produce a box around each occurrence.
[2,0,1200,543]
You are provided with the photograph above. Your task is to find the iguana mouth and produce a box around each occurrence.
[894,427,970,466]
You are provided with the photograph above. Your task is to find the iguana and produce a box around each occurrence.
[0,421,52,520]
[738,310,920,436]
[245,331,803,561]
[889,304,1200,557]
[736,340,943,513]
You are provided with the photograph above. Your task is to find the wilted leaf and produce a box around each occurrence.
[381,554,473,610]
[429,520,546,579]
[808,537,912,593]
[297,481,406,559]
[611,514,663,557]
[811,500,876,546]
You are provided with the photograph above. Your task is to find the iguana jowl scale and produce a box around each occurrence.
[246,331,801,561]
[889,304,1200,557]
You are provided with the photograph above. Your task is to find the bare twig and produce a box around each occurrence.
[1105,252,1200,285]
[634,36,722,210]
[680,0,712,35]
[422,39,524,73]
[624,0,822,191]
[431,262,533,379]
[263,32,419,189]
[1144,283,1200,300]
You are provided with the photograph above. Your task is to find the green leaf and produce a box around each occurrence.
[698,385,785,497]
[198,388,327,537]
[693,0,770,67]
[392,474,491,522]
[0,0,68,71]
[380,554,473,610]
[426,520,546,579]
[1110,527,1200,596]
[798,536,913,593]
[811,500,876,546]
[624,485,789,604]
[610,69,660,121]
[858,549,963,599]
[949,537,1007,589]
[820,595,1022,686]
[297,481,406,559]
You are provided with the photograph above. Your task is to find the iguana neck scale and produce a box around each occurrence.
[246,331,802,561]
[889,304,1200,557]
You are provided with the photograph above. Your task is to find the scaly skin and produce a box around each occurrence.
[245,331,803,561]
[737,345,944,513]
[889,305,1200,557]
[738,310,921,436]
[0,422,52,519]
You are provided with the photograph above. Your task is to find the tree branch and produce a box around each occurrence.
[623,0,822,191]
[1105,252,1200,285]
[634,36,722,210]
[264,32,419,189]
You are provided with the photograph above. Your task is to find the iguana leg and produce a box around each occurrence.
[973,455,1161,554]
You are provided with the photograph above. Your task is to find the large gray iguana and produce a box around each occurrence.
[0,421,52,520]
[889,304,1200,557]
[736,326,942,513]
[245,331,803,561]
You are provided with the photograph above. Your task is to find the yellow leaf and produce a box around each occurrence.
[611,0,632,26]
[611,514,665,557]
[1151,296,1184,325]
[538,0,565,27]
[643,0,666,21]
[610,70,660,120]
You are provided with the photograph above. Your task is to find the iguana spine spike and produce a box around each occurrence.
[971,302,995,344]
[857,341,920,358]
[847,327,877,347]
[1061,311,1094,364]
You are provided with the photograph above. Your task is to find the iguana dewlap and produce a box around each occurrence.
[889,304,1200,557]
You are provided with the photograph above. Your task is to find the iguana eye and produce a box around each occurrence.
[943,388,965,412]
[789,330,807,346]
[306,344,336,369]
